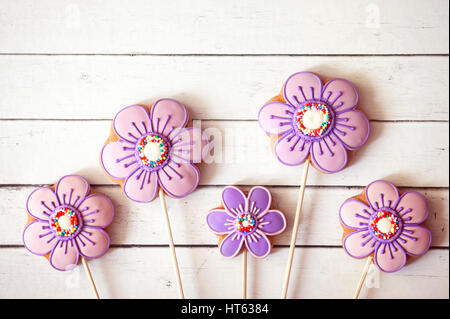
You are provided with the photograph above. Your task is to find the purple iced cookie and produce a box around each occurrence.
[101,99,209,203]
[339,180,432,273]
[207,186,287,258]
[258,71,370,173]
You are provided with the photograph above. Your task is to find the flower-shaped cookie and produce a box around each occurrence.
[339,180,432,272]
[101,99,208,202]
[258,72,370,173]
[23,175,114,271]
[207,186,287,258]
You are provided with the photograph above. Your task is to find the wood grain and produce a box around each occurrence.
[0,247,447,298]
[0,121,447,187]
[2,186,447,247]
[0,55,447,120]
[0,0,448,54]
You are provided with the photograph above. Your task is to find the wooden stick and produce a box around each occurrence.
[281,158,310,299]
[159,188,185,299]
[353,256,374,299]
[81,256,100,299]
[242,249,247,299]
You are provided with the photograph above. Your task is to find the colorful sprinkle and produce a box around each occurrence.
[236,213,257,234]
[50,207,80,237]
[295,103,331,137]
[137,134,169,168]
[370,211,400,240]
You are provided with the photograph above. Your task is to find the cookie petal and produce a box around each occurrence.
[49,239,79,271]
[334,110,370,150]
[274,132,311,166]
[395,192,429,224]
[101,141,138,179]
[78,194,114,228]
[207,209,235,235]
[257,210,286,235]
[221,186,247,216]
[343,230,378,258]
[366,180,399,211]
[123,169,158,203]
[158,161,199,198]
[339,199,372,230]
[55,175,89,208]
[322,78,359,113]
[23,220,57,255]
[170,127,209,163]
[398,225,432,256]
[76,227,110,259]
[26,187,58,221]
[375,242,406,273]
[311,136,347,173]
[248,186,272,216]
[219,232,244,258]
[113,105,151,142]
[258,102,295,136]
[245,231,271,258]
[150,99,188,137]
[283,72,323,107]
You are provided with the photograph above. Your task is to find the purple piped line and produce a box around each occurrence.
[324,91,332,102]
[122,146,135,151]
[142,121,148,134]
[51,201,57,208]
[80,232,96,246]
[166,126,176,138]
[361,231,371,238]
[388,243,394,259]
[120,139,137,146]
[333,127,347,136]
[160,167,172,180]
[279,121,292,127]
[38,231,52,239]
[68,189,74,206]
[400,208,413,217]
[64,241,68,254]
[270,115,291,120]
[155,118,160,133]
[83,209,99,217]
[62,194,67,205]
[336,123,356,131]
[139,171,147,190]
[285,109,294,115]
[318,141,324,156]
[329,91,343,106]
[167,165,183,179]
[335,117,349,122]
[299,139,307,152]
[361,237,372,247]
[147,171,152,184]
[76,236,86,247]
[285,131,295,142]
[297,86,307,102]
[387,200,392,208]
[39,203,51,215]
[42,225,50,230]
[161,115,171,135]
[72,195,81,208]
[289,136,301,151]
[310,86,315,99]
[328,133,337,146]
[380,243,386,254]
[397,206,405,213]
[79,206,89,213]
[46,236,56,244]
[292,95,302,107]
[402,228,414,234]
[131,122,143,136]
[333,101,344,110]
[136,169,145,180]
[322,138,334,157]
[124,160,138,168]
[362,209,372,216]
[380,193,385,207]
[401,234,418,241]
[116,153,135,163]
[128,132,139,141]
[355,213,369,220]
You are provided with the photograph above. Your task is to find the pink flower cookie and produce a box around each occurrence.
[23,175,114,271]
[207,186,287,258]
[101,99,209,202]
[258,71,370,173]
[339,180,432,272]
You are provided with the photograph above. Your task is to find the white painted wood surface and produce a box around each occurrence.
[0,0,448,299]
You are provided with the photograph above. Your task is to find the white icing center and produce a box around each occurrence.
[58,215,72,230]
[377,218,392,234]
[242,220,250,227]
[143,141,162,161]
[302,109,327,130]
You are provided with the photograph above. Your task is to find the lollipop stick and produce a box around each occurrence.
[242,250,247,299]
[353,256,373,299]
[159,188,185,299]
[81,256,100,299]
[281,158,310,299]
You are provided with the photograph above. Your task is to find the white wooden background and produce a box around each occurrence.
[0,0,448,299]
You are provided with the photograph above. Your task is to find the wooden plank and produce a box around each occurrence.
[0,247,447,298]
[0,55,448,121]
[0,121,448,187]
[1,186,447,247]
[0,0,448,54]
